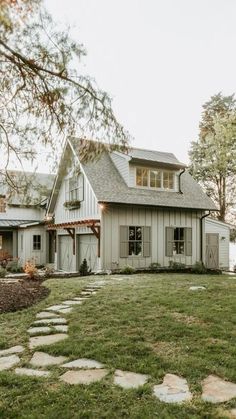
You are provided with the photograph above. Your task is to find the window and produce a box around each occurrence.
[0,235,2,250]
[173,228,185,255]
[128,226,142,256]
[163,171,174,189]
[150,170,162,188]
[33,235,41,251]
[120,226,151,258]
[66,173,84,202]
[136,168,148,187]
[166,227,192,257]
[0,197,6,213]
[136,167,175,190]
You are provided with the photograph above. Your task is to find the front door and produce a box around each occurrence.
[206,233,219,269]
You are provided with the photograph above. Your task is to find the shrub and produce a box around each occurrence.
[120,265,136,275]
[149,262,161,271]
[44,266,55,278]
[24,260,39,280]
[191,261,207,274]
[169,261,186,271]
[6,259,23,273]
[0,267,7,278]
[79,259,91,276]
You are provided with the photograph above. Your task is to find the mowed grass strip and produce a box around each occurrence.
[0,274,236,418]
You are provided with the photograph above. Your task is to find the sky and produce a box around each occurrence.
[43,0,236,166]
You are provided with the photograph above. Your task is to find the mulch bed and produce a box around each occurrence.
[0,280,50,313]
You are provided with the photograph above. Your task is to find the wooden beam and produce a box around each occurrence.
[90,225,101,258]
[65,228,75,255]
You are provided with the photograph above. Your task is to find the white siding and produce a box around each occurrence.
[205,218,230,270]
[0,205,44,221]
[110,152,129,185]
[101,205,203,270]
[54,167,100,224]
[18,225,47,266]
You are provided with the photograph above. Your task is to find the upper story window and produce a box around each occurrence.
[136,167,175,190]
[66,173,84,202]
[0,197,6,212]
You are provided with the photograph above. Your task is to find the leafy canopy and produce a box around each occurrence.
[0,0,129,187]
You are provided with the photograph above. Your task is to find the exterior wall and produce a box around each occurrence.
[205,218,230,270]
[101,205,203,270]
[18,225,47,266]
[110,152,129,185]
[54,167,100,224]
[53,163,100,271]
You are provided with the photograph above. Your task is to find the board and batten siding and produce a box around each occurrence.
[101,205,203,270]
[17,225,47,266]
[54,169,100,224]
[205,218,230,270]
[0,205,44,222]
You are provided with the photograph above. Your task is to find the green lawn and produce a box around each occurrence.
[0,274,236,418]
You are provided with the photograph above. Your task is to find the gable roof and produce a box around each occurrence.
[81,151,217,211]
[0,171,55,206]
[48,139,218,213]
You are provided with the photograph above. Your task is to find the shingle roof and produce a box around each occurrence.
[127,147,186,168]
[81,152,217,211]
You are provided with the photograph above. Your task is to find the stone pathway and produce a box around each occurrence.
[1,278,236,409]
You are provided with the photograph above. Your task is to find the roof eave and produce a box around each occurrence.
[129,158,187,170]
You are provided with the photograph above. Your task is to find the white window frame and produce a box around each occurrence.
[136,167,175,190]
[65,174,84,202]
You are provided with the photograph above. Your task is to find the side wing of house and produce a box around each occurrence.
[49,150,101,272]
[205,218,230,270]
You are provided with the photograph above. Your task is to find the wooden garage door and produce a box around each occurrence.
[78,234,97,272]
[58,235,73,271]
[206,233,219,269]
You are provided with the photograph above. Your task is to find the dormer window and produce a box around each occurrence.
[65,173,84,202]
[135,167,175,190]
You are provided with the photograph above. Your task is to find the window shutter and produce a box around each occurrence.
[120,226,128,258]
[185,227,192,256]
[165,227,174,257]
[143,226,151,257]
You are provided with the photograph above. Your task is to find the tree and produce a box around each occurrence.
[189,93,236,222]
[0,0,129,188]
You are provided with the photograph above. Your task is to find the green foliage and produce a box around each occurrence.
[191,261,207,274]
[0,0,129,184]
[6,259,23,273]
[120,265,136,275]
[189,93,236,221]
[0,267,7,278]
[169,261,186,271]
[149,262,161,271]
[79,259,90,276]
[230,227,236,242]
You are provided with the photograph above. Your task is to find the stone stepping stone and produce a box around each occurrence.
[54,325,68,333]
[56,307,73,314]
[80,291,92,296]
[114,369,149,389]
[189,286,206,291]
[28,326,52,335]
[201,375,236,403]
[30,351,67,367]
[0,345,24,357]
[62,358,104,369]
[45,305,70,312]
[59,369,108,385]
[153,374,192,403]
[29,333,68,349]
[36,312,59,319]
[62,300,82,305]
[33,318,67,325]
[0,354,20,371]
[15,368,50,378]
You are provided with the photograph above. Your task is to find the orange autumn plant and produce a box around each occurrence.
[23,259,38,280]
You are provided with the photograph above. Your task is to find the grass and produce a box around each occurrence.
[0,273,236,418]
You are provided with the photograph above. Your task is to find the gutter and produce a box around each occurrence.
[179,168,186,194]
[200,211,211,263]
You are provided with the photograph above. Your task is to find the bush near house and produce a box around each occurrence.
[24,260,39,280]
[79,259,91,276]
[6,258,23,273]
[0,267,7,278]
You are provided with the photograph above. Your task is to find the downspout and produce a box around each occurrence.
[179,168,186,194]
[200,211,211,263]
